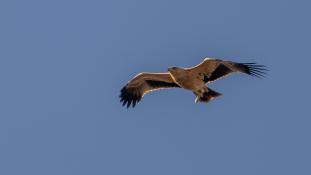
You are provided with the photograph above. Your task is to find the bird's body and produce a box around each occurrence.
[168,68,201,90]
[167,67,215,102]
[120,57,267,108]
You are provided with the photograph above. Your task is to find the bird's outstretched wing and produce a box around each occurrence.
[187,58,268,83]
[120,72,180,108]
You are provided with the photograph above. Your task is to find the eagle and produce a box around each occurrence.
[120,58,267,108]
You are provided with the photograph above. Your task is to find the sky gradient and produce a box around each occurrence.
[1,0,310,175]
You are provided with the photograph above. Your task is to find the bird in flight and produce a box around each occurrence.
[120,57,267,108]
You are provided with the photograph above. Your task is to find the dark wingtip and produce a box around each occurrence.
[239,63,268,78]
[119,85,142,108]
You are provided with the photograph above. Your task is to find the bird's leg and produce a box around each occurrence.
[194,87,209,103]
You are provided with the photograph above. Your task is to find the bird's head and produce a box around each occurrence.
[168,66,181,72]
[168,67,186,76]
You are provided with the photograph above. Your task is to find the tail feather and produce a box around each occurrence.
[195,88,222,103]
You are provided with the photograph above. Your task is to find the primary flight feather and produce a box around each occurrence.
[120,57,267,108]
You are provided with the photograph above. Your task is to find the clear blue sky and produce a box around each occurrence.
[1,0,310,175]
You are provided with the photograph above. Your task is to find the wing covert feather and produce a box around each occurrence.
[120,72,180,108]
[187,58,267,83]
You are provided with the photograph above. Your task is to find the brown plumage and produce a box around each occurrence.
[120,58,267,108]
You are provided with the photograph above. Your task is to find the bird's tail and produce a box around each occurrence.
[195,88,222,103]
